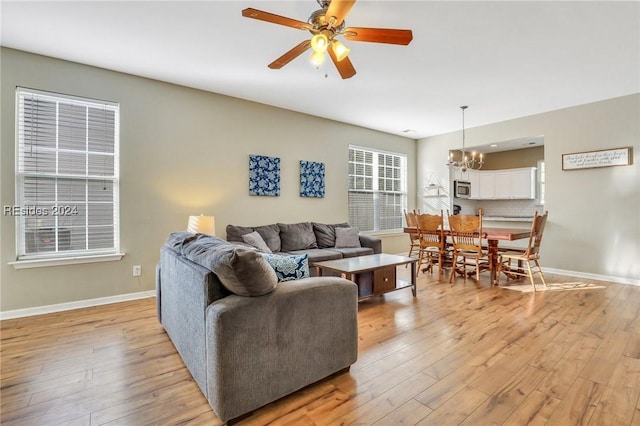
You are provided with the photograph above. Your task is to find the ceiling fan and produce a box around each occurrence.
[241,0,413,79]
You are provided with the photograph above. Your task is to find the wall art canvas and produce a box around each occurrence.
[562,147,632,170]
[249,154,280,196]
[299,160,325,198]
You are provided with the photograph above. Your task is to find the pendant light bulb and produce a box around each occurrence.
[332,40,350,61]
[310,50,325,66]
[310,33,329,53]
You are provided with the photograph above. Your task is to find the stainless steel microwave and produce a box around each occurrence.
[454,181,471,198]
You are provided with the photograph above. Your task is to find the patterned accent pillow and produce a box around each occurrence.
[334,227,361,248]
[261,253,310,282]
[242,231,272,253]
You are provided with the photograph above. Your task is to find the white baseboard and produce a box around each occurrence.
[0,290,155,321]
[542,268,639,287]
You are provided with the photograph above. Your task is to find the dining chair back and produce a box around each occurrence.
[497,211,549,291]
[415,210,447,280]
[404,209,420,258]
[447,211,489,283]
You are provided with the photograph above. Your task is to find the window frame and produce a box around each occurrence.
[348,145,408,234]
[537,159,545,205]
[13,87,122,267]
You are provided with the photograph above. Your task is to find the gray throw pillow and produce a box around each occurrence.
[242,231,272,253]
[226,223,281,252]
[278,222,318,251]
[180,235,277,296]
[334,227,361,248]
[254,224,281,252]
[312,222,350,248]
[225,224,254,242]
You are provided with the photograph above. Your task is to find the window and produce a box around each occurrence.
[348,146,407,232]
[14,88,119,261]
[537,160,545,205]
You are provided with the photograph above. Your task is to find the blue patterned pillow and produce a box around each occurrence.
[261,253,310,282]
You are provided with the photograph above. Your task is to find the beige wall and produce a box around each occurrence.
[0,48,416,312]
[481,146,544,170]
[418,94,640,282]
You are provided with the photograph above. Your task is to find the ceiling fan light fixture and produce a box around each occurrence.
[332,40,350,61]
[310,33,329,53]
[310,50,325,66]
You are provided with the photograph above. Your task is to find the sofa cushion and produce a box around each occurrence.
[312,222,350,248]
[331,247,374,258]
[335,227,362,248]
[180,234,277,296]
[226,224,281,253]
[242,231,272,253]
[261,253,310,282]
[278,222,318,251]
[284,248,343,264]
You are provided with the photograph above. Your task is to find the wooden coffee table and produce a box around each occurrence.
[314,254,417,300]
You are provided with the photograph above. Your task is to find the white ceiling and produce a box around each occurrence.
[1,1,639,140]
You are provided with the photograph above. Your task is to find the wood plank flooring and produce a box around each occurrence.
[2,270,639,425]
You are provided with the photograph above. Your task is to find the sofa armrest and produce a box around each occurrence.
[359,234,382,253]
[204,277,358,422]
[158,246,229,398]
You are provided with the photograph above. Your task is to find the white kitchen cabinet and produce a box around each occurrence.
[477,172,495,199]
[508,168,536,199]
[453,169,472,182]
[468,170,480,199]
[493,171,512,199]
[470,167,536,200]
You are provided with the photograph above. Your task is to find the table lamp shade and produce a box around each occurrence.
[187,215,216,236]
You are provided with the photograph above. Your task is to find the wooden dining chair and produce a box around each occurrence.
[447,211,490,283]
[404,209,420,258]
[415,210,447,281]
[497,211,549,291]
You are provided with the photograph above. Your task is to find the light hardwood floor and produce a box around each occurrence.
[2,270,639,425]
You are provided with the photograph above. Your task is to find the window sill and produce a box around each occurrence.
[10,253,125,269]
[366,230,405,238]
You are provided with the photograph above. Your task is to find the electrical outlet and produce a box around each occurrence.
[133,265,141,277]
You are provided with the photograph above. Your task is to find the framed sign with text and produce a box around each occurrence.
[562,147,632,170]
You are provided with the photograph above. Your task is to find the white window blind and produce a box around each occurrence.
[537,160,545,205]
[15,88,120,260]
[348,146,407,232]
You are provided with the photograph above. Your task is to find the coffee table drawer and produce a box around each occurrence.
[374,266,397,293]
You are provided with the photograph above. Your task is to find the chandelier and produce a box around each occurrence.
[446,106,484,171]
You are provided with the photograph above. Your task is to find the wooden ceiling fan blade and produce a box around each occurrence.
[268,40,312,69]
[325,0,356,28]
[343,27,413,45]
[242,8,312,31]
[328,46,356,79]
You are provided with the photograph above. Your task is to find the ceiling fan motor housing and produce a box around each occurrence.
[308,8,345,35]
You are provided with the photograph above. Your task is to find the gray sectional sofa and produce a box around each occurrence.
[156,231,360,423]
[226,222,382,273]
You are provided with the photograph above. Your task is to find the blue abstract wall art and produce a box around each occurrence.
[249,154,280,196]
[300,160,325,198]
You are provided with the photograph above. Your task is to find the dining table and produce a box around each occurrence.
[403,226,531,284]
